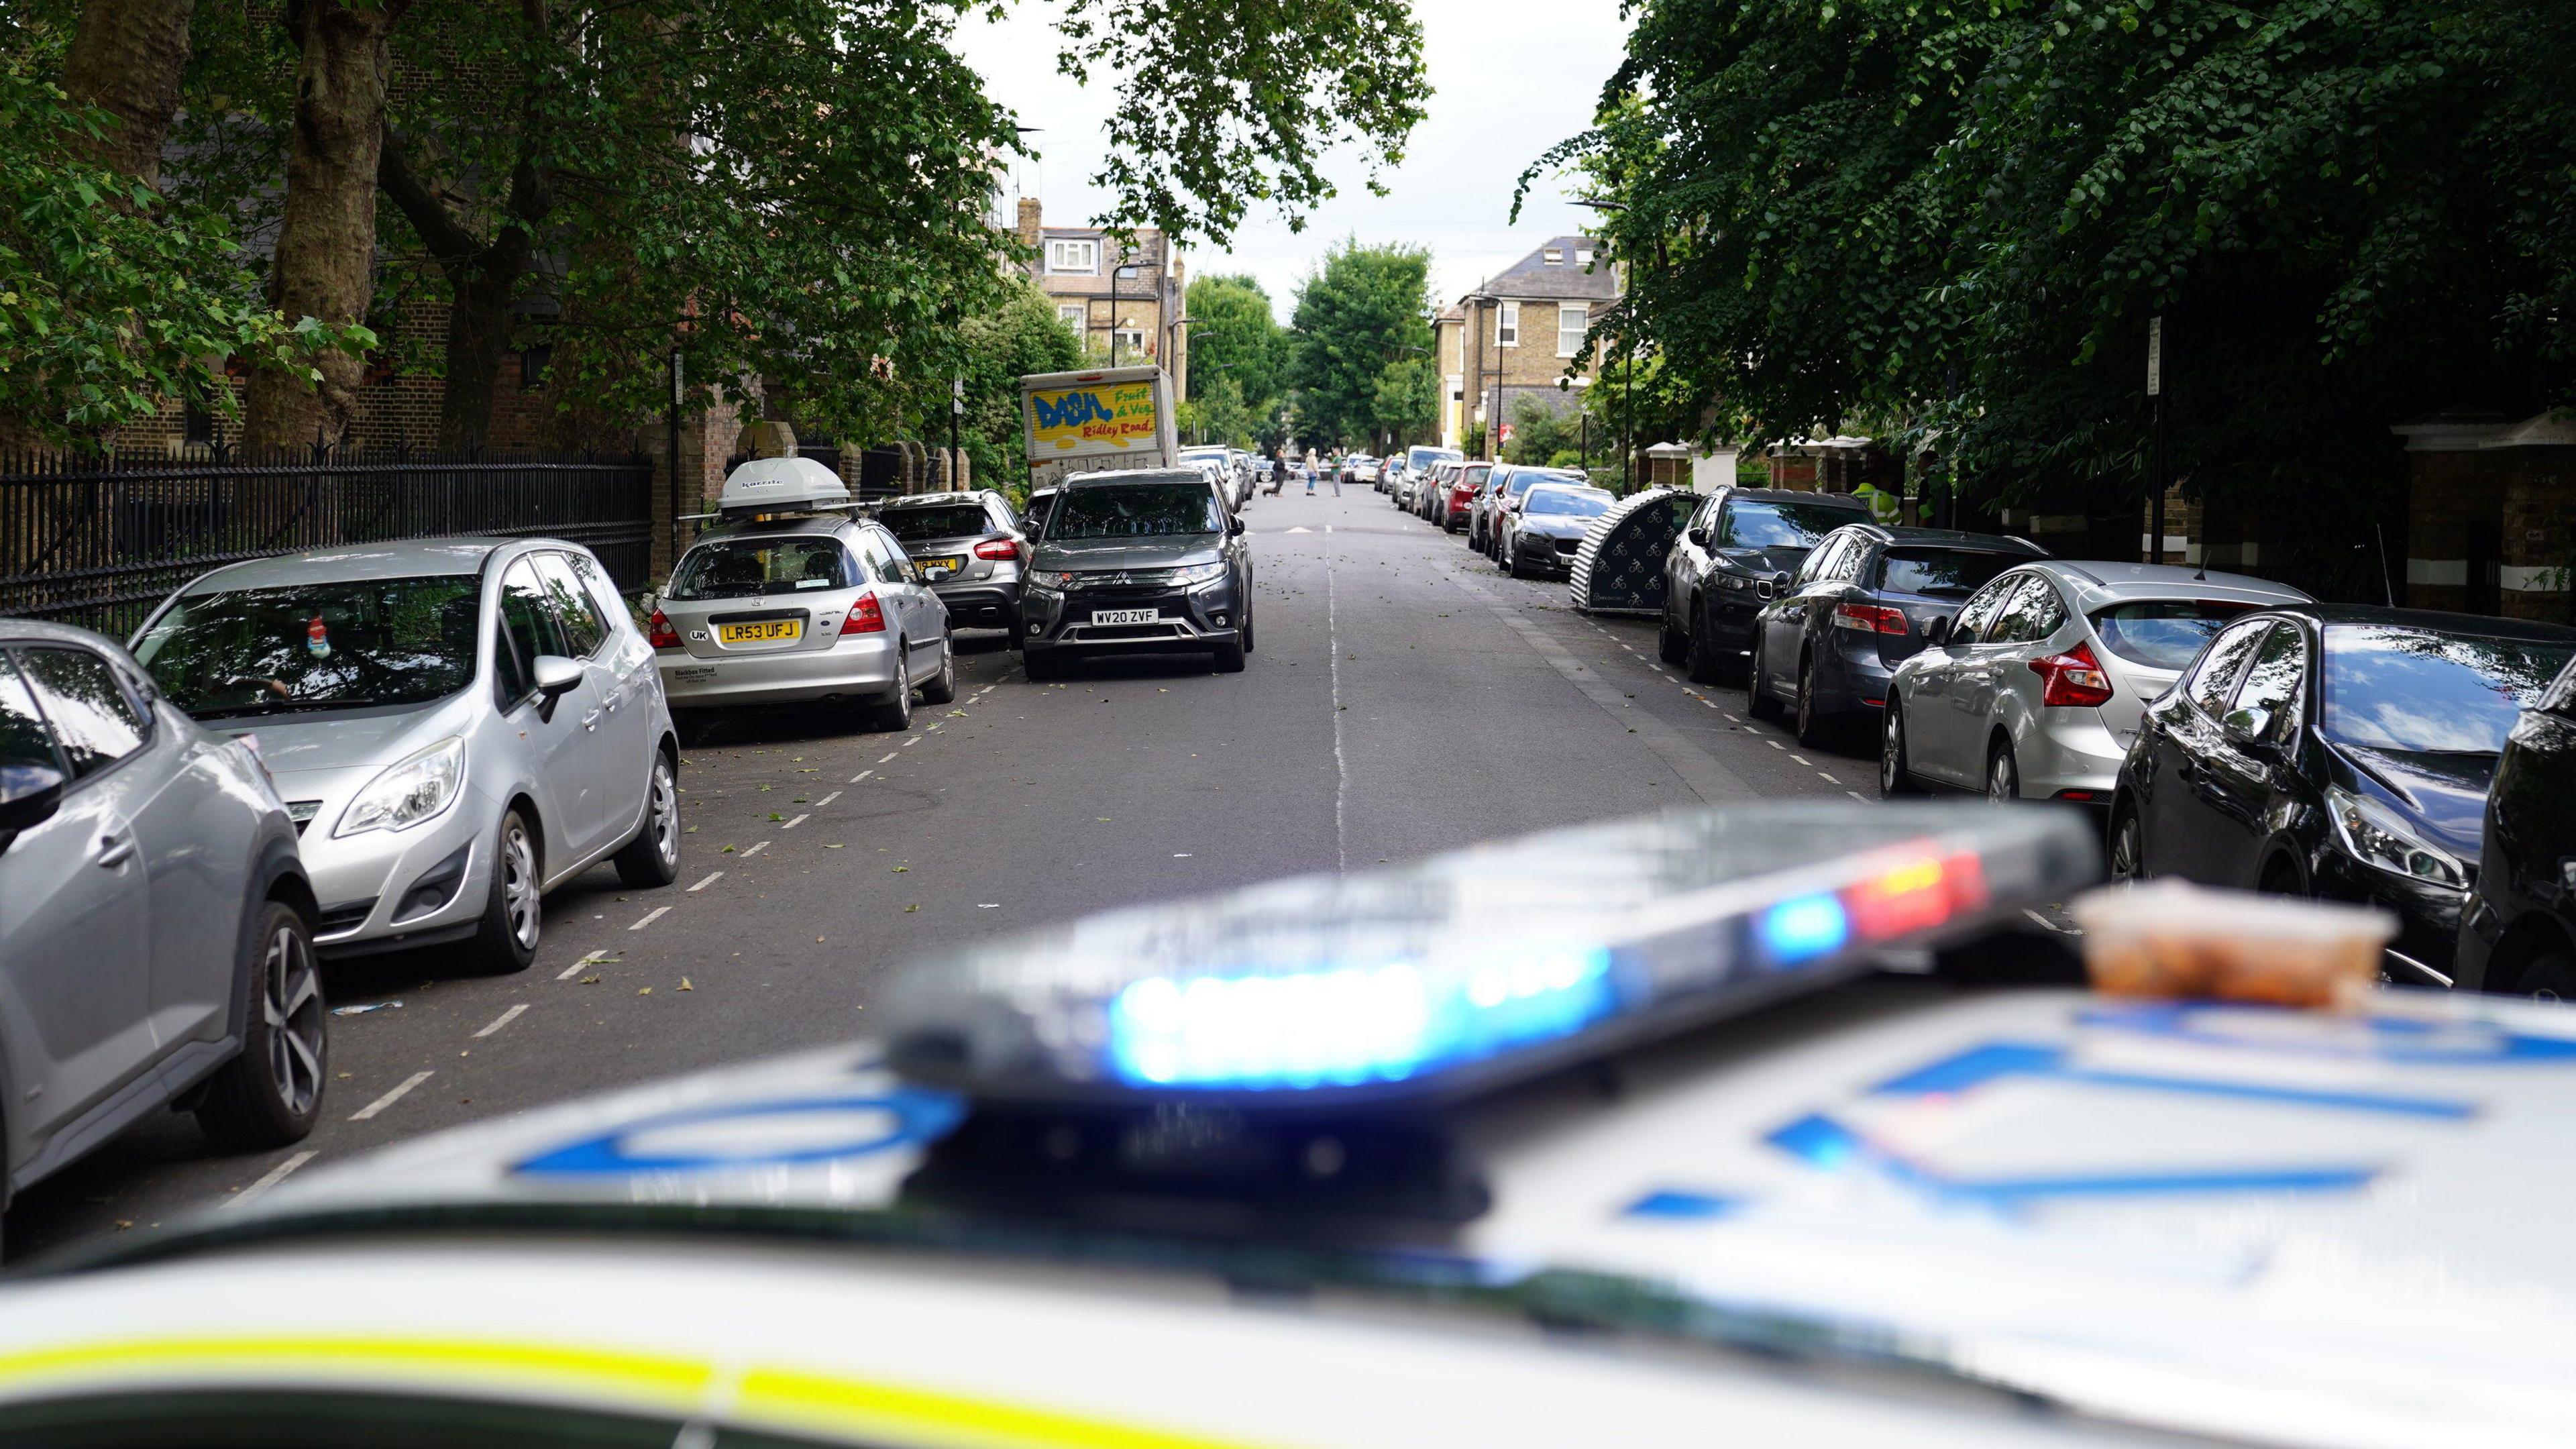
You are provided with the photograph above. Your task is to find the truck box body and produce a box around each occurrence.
[1021,366,1178,491]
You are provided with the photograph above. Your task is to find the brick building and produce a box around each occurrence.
[1015,199,1188,396]
[1434,236,1616,455]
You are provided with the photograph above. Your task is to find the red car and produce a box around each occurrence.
[1442,462,1492,533]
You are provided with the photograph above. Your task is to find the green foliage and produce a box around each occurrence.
[1546,0,2576,590]
[0,31,364,442]
[1369,355,1437,447]
[1287,238,1434,449]
[1180,374,1260,449]
[901,277,1082,488]
[1184,274,1288,408]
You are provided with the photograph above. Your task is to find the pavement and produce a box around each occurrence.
[1,480,1880,1265]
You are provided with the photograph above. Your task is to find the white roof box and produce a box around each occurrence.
[716,457,852,520]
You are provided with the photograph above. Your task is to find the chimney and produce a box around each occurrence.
[1016,197,1042,252]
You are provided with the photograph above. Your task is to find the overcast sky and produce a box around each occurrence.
[955,0,1632,322]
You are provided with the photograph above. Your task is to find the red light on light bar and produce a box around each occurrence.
[1842,850,1990,941]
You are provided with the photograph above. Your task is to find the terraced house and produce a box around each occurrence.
[1435,236,1617,455]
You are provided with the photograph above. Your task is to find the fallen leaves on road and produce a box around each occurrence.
[891,865,908,872]
[679,978,694,991]
[639,987,653,995]
[904,904,919,913]
[824,843,844,849]
[767,812,785,821]
[580,975,600,985]
[721,845,736,853]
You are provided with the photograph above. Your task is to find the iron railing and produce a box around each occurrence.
[0,446,656,638]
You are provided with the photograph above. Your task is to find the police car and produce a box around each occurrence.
[0,803,2567,1449]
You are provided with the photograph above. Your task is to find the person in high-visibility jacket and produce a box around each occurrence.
[1851,480,1901,525]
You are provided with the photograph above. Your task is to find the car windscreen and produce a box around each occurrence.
[1525,490,1611,517]
[1048,483,1222,539]
[1719,500,1860,548]
[2320,625,2576,753]
[2088,599,2264,669]
[1507,471,1580,498]
[881,505,993,543]
[134,574,482,718]
[1410,447,1460,470]
[1876,547,2024,598]
[665,538,852,600]
[1461,465,1492,487]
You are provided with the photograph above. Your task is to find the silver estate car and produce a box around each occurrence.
[0,619,325,1204]
[652,514,957,735]
[1880,560,2312,808]
[133,539,682,975]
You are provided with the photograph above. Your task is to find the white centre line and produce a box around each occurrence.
[473,1003,529,1038]
[687,869,724,892]
[556,949,614,981]
[1722,712,1739,721]
[226,1148,317,1208]
[814,791,841,808]
[350,1070,433,1121]
[740,841,769,858]
[902,735,922,747]
[877,752,897,763]
[1326,539,1349,871]
[629,904,673,930]
[848,768,873,784]
[780,813,809,830]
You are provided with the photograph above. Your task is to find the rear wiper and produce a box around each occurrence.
[195,698,384,719]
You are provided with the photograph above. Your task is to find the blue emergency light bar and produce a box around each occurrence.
[883,802,2098,1109]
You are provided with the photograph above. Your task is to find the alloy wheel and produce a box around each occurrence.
[501,814,541,949]
[262,922,325,1118]
[1986,745,2019,805]
[2109,810,2144,882]
[1880,706,1905,794]
[1796,662,1817,741]
[648,757,680,868]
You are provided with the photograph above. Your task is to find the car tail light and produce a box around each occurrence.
[973,539,1018,561]
[647,608,681,650]
[1831,602,1909,635]
[2029,641,2114,706]
[841,593,887,635]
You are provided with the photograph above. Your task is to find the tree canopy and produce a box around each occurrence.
[1287,238,1434,449]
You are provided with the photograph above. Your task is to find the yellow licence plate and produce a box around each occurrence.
[717,619,802,645]
[920,555,963,576]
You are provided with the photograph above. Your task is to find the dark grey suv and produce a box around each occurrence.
[876,490,1028,645]
[1018,468,1254,680]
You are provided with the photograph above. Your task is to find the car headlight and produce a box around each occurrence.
[2325,784,2466,889]
[336,736,466,838]
[1026,572,1071,596]
[1171,561,1227,587]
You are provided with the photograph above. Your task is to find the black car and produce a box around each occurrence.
[2453,655,2576,996]
[2110,606,2576,984]
[1746,525,2046,746]
[1017,468,1254,680]
[1500,483,1614,579]
[1660,487,1872,683]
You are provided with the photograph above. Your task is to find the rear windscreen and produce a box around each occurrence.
[667,539,851,600]
[2088,600,2262,669]
[1876,549,2022,598]
[883,505,992,543]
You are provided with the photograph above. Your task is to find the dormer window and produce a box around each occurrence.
[1542,248,1564,265]
[1575,248,1595,266]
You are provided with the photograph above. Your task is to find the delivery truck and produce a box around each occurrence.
[1019,364,1178,492]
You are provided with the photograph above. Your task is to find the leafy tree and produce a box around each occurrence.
[1370,354,1437,449]
[1181,375,1260,449]
[899,278,1081,495]
[1287,238,1432,449]
[1183,274,1287,409]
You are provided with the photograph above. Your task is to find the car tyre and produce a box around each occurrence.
[1746,638,1783,720]
[1509,544,1536,579]
[2108,802,2145,883]
[196,900,326,1150]
[1212,635,1248,673]
[1657,606,1686,664]
[1986,737,2021,805]
[612,748,682,889]
[871,652,914,731]
[1684,608,1723,685]
[468,807,543,974]
[2500,949,2576,1002]
[1241,609,1256,654]
[920,637,957,705]
[1794,656,1831,747]
[1880,700,1923,796]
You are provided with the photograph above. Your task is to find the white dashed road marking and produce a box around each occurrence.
[473,1004,528,1038]
[877,752,897,763]
[557,949,614,981]
[350,1071,433,1121]
[1817,772,1841,784]
[815,791,841,807]
[1848,790,1870,802]
[226,1149,316,1208]
[687,870,723,892]
[780,814,809,830]
[629,905,672,930]
[849,769,873,783]
[740,841,769,858]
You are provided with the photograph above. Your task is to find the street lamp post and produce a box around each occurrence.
[1464,290,1501,462]
[1110,263,1140,366]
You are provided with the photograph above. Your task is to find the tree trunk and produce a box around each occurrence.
[241,0,407,453]
[62,0,197,188]
[435,233,531,449]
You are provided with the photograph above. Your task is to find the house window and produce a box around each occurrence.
[182,398,216,447]
[1046,238,1098,274]
[1557,304,1587,358]
[519,343,552,390]
[1497,301,1519,347]
[1575,248,1595,267]
[1057,304,1086,333]
[1542,248,1564,265]
[1446,374,1462,402]
[1114,329,1148,356]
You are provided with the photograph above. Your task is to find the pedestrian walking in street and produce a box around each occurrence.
[1305,455,1316,495]
[1330,459,1342,497]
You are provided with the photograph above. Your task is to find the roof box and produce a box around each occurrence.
[716,457,852,521]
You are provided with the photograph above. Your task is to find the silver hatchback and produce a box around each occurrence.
[1880,560,2312,808]
[874,491,1029,645]
[133,539,682,975]
[652,515,956,735]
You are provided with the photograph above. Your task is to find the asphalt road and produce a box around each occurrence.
[3,479,1874,1264]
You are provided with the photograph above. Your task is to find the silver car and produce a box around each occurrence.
[0,619,326,1195]
[653,515,956,735]
[1880,560,2312,808]
[876,491,1030,645]
[133,539,682,975]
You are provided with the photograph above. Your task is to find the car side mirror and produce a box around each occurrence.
[1686,525,1709,546]
[0,763,66,848]
[2222,705,2273,744]
[1229,516,1246,536]
[1923,616,1952,646]
[533,654,582,720]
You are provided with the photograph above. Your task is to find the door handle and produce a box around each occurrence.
[95,831,135,868]
[581,708,602,731]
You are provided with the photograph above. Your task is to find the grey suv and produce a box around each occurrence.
[0,619,325,1212]
[876,491,1029,645]
[1019,468,1254,680]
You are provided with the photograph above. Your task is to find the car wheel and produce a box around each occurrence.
[1684,606,1721,684]
[1657,606,1686,665]
[612,748,682,888]
[2501,949,2576,1002]
[871,651,914,731]
[920,637,957,705]
[1509,545,1535,579]
[1212,635,1248,673]
[468,807,543,973]
[1241,609,1256,654]
[1795,657,1831,747]
[1986,737,2021,805]
[1880,700,1923,796]
[1746,637,1782,720]
[2108,803,2145,883]
[1006,614,1027,651]
[195,900,326,1150]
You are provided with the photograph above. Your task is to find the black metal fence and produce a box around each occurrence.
[0,447,657,639]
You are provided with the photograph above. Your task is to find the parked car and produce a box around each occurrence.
[2110,605,2576,983]
[656,516,955,737]
[135,538,682,974]
[1499,483,1615,579]
[0,619,325,1208]
[1880,561,2312,810]
[1661,487,1872,682]
[1020,467,1254,679]
[1405,443,1464,492]
[1476,466,1587,559]
[1024,484,1061,537]
[1746,524,2047,747]
[876,490,1028,645]
[2455,655,2576,996]
[1442,462,1492,533]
